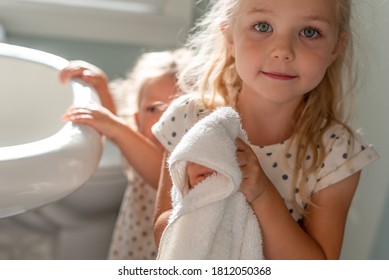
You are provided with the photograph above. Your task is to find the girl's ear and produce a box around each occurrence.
[221,23,235,57]
[329,32,347,66]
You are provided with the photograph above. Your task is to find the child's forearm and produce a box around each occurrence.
[95,83,116,115]
[112,124,164,189]
[252,171,360,259]
[153,151,173,246]
[250,184,325,259]
[154,210,171,248]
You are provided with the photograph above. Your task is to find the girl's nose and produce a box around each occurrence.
[270,35,295,62]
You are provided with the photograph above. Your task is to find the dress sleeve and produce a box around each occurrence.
[314,125,379,193]
[152,94,208,153]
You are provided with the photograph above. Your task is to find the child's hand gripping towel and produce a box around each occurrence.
[157,107,264,260]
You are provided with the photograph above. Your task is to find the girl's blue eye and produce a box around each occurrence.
[254,22,272,33]
[301,27,320,39]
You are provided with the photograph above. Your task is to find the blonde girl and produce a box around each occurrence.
[61,48,192,259]
[152,0,378,259]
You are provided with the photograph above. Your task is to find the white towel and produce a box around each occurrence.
[157,107,263,260]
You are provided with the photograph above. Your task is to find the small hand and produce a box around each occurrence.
[236,138,270,203]
[59,60,109,92]
[62,104,125,140]
[59,60,116,113]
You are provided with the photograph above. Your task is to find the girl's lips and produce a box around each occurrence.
[262,71,297,80]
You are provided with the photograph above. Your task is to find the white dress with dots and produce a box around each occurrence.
[108,167,157,260]
[152,95,379,222]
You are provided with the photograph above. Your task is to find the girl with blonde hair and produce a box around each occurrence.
[152,0,379,259]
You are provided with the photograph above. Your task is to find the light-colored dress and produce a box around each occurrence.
[108,167,157,260]
[152,95,379,223]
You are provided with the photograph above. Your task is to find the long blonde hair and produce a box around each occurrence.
[179,0,356,214]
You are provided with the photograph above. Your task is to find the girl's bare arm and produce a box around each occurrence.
[153,151,173,247]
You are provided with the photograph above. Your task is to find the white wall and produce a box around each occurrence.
[341,0,389,259]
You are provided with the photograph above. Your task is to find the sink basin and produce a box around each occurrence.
[0,43,103,218]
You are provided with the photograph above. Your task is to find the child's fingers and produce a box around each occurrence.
[67,107,94,115]
[62,112,91,122]
[235,137,248,151]
[59,67,85,83]
[235,138,252,166]
[62,107,94,121]
[60,60,101,83]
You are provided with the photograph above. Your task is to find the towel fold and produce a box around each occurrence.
[157,107,263,260]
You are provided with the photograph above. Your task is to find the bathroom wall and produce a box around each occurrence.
[340,0,389,259]
[6,34,162,80]
[2,0,210,80]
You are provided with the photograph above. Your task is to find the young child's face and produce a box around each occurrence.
[135,73,178,147]
[187,162,216,188]
[225,0,343,107]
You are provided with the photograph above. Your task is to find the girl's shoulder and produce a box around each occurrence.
[152,94,210,152]
[314,123,379,193]
[322,123,374,153]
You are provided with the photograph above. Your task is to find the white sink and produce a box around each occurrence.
[0,43,103,218]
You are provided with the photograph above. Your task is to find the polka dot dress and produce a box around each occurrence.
[108,168,157,260]
[152,95,379,222]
